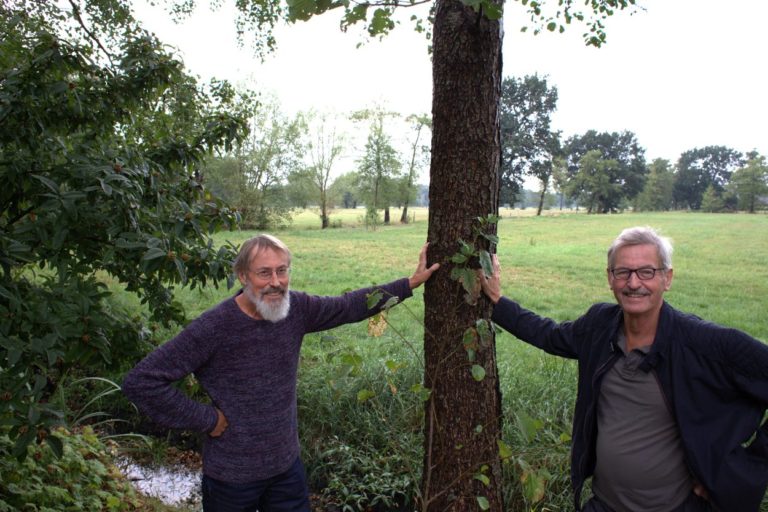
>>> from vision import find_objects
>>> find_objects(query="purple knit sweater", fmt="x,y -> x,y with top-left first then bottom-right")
122,278 -> 412,483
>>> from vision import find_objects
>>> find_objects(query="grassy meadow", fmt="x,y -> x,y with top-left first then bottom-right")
151,208 -> 768,510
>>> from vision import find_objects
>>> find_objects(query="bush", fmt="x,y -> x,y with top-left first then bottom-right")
0,426 -> 141,511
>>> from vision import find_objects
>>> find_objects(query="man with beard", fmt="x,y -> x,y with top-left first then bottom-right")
480,226 -> 768,512
122,234 -> 439,511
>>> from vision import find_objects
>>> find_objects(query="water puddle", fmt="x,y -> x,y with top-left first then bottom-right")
118,457 -> 202,509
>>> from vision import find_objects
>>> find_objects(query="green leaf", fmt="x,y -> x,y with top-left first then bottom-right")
474,473 -> 490,486
449,253 -> 468,264
366,289 -> 383,309
476,496 -> 490,510
142,247 -> 167,261
476,319 -> 493,346
497,439 -> 513,461
471,364 -> 486,381
462,326 -> 478,349
410,383 -> 431,402
450,267 -> 477,295
515,410 -> 544,443
47,435 -> 63,458
479,250 -> 493,277
31,174 -> 60,194
382,296 -> 400,310
12,429 -> 35,459
356,389 -> 375,402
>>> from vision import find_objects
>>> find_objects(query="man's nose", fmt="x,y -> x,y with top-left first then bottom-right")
627,271 -> 642,286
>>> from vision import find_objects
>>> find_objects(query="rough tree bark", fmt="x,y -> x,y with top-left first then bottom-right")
421,0 -> 504,509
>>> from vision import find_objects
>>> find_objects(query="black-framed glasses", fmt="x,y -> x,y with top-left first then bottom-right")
609,267 -> 665,281
250,266 -> 291,281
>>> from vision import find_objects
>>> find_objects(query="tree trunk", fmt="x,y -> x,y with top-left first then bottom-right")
421,0 -> 504,510
401,204 -> 409,223
384,206 -> 390,224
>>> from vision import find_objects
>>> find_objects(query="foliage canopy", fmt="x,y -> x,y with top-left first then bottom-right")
0,0 -> 253,455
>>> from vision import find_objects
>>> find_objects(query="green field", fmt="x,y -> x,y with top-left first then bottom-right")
161,210 -> 768,510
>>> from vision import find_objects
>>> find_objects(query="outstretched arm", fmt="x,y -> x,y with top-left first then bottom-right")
480,253 -> 502,304
408,242 -> 441,289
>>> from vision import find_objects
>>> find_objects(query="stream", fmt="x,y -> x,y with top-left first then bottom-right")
118,457 -> 202,510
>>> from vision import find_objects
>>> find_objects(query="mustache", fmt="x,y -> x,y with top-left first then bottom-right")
621,286 -> 650,295
260,285 -> 286,295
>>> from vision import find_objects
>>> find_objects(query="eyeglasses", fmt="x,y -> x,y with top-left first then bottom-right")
609,267 -> 665,281
250,266 -> 290,281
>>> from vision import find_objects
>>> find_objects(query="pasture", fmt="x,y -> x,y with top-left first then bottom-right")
153,209 -> 768,510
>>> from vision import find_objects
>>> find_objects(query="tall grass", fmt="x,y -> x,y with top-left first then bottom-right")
138,210 -> 767,510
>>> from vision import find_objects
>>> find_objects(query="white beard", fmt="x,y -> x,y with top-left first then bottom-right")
243,284 -> 291,322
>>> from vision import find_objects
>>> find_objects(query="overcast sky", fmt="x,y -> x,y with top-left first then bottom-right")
135,0 -> 767,167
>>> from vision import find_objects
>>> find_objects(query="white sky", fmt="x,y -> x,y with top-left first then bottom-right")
134,0 -> 768,168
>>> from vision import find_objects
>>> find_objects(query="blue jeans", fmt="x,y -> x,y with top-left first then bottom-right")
201,457 -> 311,512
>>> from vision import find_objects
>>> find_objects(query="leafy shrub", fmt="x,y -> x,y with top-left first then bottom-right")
0,426 -> 141,511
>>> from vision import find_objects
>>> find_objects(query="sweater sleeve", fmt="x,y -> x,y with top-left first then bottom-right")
122,318 -> 220,434
491,296 -> 582,359
301,278 -> 413,334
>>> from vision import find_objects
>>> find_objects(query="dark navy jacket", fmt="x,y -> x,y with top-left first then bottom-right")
492,299 -> 768,511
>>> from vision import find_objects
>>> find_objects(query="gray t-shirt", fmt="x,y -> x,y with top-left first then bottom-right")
592,334 -> 693,512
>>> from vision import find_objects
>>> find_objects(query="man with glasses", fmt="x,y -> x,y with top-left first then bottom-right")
123,234 -> 439,511
481,226 -> 768,512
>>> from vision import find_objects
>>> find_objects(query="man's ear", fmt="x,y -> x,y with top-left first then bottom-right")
663,268 -> 674,291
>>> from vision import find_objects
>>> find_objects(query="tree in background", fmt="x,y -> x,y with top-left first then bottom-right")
673,145 -> 744,210
634,158 -> 675,211
563,130 -> 646,212
565,150 -> 621,213
298,112 -> 346,228
207,100 -> 307,229
730,152 -> 768,213
0,1 -> 252,454
700,184 -> 725,212
330,171 -> 362,209
354,108 -> 402,227
499,75 -> 560,207
399,114 -> 431,224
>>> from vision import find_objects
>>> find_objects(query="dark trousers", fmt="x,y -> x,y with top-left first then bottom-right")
201,457 -> 311,512
583,492 -> 713,512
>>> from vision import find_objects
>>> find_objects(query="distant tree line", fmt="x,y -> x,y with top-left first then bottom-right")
205,74 -> 767,230
201,101 -> 431,230
500,75 -> 768,215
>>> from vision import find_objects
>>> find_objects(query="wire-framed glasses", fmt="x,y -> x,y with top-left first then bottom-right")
250,266 -> 291,281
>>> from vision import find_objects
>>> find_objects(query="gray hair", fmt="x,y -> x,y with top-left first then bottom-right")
607,226 -> 673,270
233,234 -> 292,276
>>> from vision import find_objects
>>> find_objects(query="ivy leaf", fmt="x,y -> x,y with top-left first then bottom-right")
450,267 -> 477,295
471,364 -> 486,382
366,289 -> 383,309
476,496 -> 490,510
479,250 -> 493,277
497,439 -> 513,461
476,319 -> 493,347
410,383 -> 431,402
